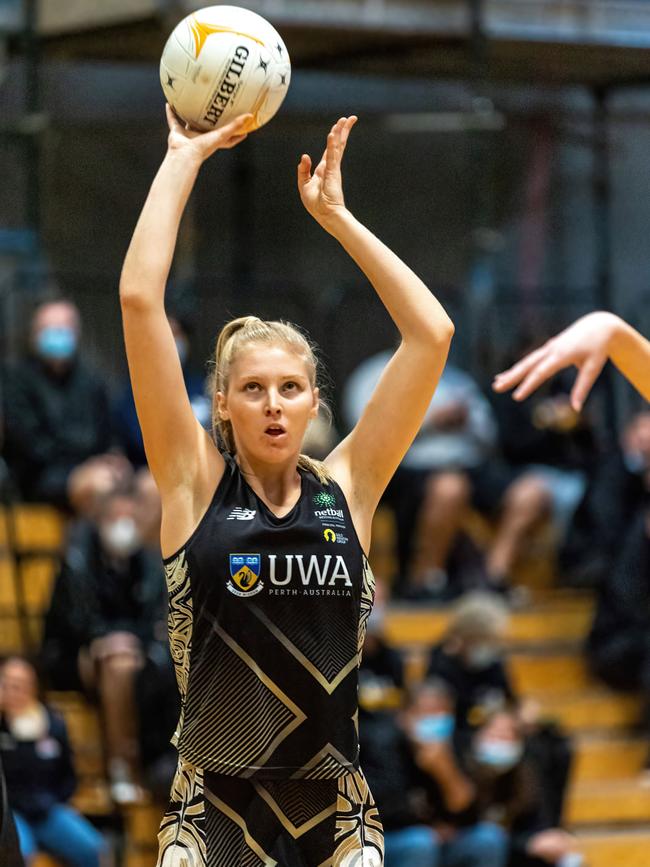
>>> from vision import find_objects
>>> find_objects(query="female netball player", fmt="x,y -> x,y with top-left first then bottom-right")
119,106 -> 454,866
493,311 -> 650,407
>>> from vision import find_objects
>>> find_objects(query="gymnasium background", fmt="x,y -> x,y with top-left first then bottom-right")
1,2 -> 650,866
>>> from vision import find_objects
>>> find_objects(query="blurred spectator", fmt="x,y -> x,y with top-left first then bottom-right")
112,313 -> 210,467
361,678 -> 508,867
67,453 -> 134,521
468,710 -> 583,867
428,593 -> 573,823
1,299 -> 113,508
40,488 -> 167,803
491,343 -> 599,541
344,353 -> 551,599
586,507 -> 650,766
427,592 -> 514,733
359,579 -> 405,713
562,410 -> 650,586
0,657 -> 106,866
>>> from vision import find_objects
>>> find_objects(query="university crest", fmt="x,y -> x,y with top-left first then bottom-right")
227,553 -> 264,597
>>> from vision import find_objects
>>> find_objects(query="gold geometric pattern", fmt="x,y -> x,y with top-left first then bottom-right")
182,613 -> 307,777
249,604 -> 359,695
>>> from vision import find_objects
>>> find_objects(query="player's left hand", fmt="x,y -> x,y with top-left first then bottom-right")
297,116 -> 357,229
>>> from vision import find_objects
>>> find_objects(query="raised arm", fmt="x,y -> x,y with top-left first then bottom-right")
493,312 -> 650,409
119,107 -> 251,510
297,117 -> 454,537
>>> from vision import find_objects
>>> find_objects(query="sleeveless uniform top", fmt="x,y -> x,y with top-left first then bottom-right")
162,454 -> 376,781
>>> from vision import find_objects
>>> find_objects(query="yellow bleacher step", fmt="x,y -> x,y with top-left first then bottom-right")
509,652 -> 592,694
33,856 -> 64,867
573,735 -> 647,783
567,780 -> 650,824
0,556 -> 57,613
575,829 -> 650,867
384,598 -> 593,648
0,504 -> 65,551
531,689 -> 641,732
71,779 -> 114,816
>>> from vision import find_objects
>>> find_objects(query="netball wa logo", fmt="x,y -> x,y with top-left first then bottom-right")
227,553 -> 264,597
313,490 -> 336,508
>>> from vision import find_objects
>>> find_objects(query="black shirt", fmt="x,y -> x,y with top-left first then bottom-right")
164,455 -> 374,779
0,708 -> 76,822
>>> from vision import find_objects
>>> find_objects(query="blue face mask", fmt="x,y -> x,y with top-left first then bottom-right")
475,740 -> 523,771
413,713 -> 455,743
36,326 -> 77,361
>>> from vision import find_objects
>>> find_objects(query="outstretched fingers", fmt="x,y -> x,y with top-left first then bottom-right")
492,344 -> 549,393
297,153 -> 313,188
570,355 -> 606,411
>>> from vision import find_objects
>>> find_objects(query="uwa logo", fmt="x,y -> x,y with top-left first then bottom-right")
269,553 -> 352,587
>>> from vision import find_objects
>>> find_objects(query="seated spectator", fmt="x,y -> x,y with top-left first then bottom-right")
67,453 -> 134,521
468,710 -> 583,867
344,353 -> 551,599
586,507 -> 650,767
562,410 -> 650,586
491,342 -> 599,542
427,592 -> 573,822
427,592 -> 514,733
2,298 -> 113,508
359,579 -> 405,713
361,678 -> 509,867
112,312 -> 210,467
40,487 -> 167,804
0,657 -> 106,866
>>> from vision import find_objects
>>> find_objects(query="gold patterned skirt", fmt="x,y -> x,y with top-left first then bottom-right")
156,756 -> 384,866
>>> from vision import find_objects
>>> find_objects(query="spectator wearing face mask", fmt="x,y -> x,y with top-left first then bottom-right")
360,679 -> 508,867
426,592 -> 514,733
1,298 -> 112,507
468,710 -> 583,867
112,313 -> 210,467
40,488 -> 167,804
0,657 -> 107,866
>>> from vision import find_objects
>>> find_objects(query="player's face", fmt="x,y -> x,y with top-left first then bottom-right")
221,343 -> 319,463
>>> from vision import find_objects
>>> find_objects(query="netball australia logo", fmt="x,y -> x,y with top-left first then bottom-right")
227,554 -> 264,597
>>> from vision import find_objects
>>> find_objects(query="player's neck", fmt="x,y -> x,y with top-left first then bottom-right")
235,452 -> 302,509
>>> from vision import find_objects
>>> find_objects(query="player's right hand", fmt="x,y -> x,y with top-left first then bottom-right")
165,103 -> 253,161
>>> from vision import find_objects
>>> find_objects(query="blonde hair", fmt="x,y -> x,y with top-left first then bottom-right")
445,591 -> 510,643
209,316 -> 331,484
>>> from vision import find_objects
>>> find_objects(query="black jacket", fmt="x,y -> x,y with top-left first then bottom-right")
41,520 -> 167,688
0,707 -> 76,822
2,356 -> 111,505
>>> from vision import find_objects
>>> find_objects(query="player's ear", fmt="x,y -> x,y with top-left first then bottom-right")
310,387 -> 320,419
216,390 -> 229,420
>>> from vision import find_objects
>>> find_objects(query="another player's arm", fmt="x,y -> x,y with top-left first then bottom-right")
297,117 -> 454,541
493,311 -> 650,409
119,107 -> 251,500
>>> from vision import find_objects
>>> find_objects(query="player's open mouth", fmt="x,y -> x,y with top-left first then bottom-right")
265,425 -> 286,437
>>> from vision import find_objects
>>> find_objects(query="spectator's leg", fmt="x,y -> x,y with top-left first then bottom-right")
443,821 -> 508,867
409,471 -> 471,586
12,811 -> 37,864
33,804 -> 106,867
487,474 -> 552,584
94,633 -> 143,789
384,825 -> 441,867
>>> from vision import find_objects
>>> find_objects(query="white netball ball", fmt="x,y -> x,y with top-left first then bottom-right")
160,5 -> 291,132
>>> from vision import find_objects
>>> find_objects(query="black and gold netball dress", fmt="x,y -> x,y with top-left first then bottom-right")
157,454 -> 384,866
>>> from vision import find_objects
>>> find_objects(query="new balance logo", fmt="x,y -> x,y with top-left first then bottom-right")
227,508 -> 256,521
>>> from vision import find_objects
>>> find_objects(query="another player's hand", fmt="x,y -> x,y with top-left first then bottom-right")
297,116 -> 357,230
492,312 -> 619,411
165,103 -> 252,162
